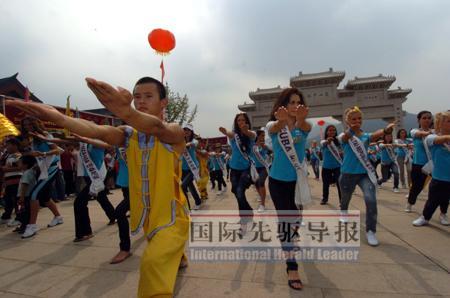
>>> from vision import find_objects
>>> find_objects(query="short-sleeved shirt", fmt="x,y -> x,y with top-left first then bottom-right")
339,132 -> 373,174
17,168 -> 37,197
411,129 -> 431,165
115,148 -> 129,188
320,141 -> 341,169
210,153 -> 226,171
268,122 -> 309,182
181,139 -> 200,171
379,144 -> 395,165
394,138 -> 412,158
310,147 -> 321,161
229,136 -> 254,171
426,134 -> 450,182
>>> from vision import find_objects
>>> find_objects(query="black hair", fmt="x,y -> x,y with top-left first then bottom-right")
417,110 -> 433,129
184,127 -> 195,142
134,77 -> 166,100
5,138 -> 20,147
323,125 -> 340,146
269,88 -> 306,121
233,113 -> 252,154
383,132 -> 393,143
396,128 -> 408,139
20,155 -> 37,169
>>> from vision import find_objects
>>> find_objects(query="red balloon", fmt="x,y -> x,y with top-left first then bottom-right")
317,120 -> 325,126
148,29 -> 176,55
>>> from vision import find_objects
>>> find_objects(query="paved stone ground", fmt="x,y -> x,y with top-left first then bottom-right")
0,171 -> 449,297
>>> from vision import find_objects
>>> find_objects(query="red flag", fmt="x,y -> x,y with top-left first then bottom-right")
24,87 -> 30,102
160,60 -> 165,83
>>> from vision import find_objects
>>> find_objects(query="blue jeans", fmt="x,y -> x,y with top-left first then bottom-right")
339,173 -> 377,232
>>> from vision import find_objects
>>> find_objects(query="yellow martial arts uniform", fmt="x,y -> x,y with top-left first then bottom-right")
196,151 -> 209,200
125,128 -> 189,298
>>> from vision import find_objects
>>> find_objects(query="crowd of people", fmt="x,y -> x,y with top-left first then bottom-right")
0,77 -> 449,295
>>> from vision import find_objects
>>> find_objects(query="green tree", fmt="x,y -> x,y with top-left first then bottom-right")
165,83 -> 198,126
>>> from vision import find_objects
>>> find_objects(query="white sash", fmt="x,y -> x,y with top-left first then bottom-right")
328,142 -> 343,165
234,134 -> 259,182
182,148 -> 200,181
422,138 -> 434,175
386,146 -> 400,169
312,148 -> 320,161
252,145 -> 271,172
347,135 -> 378,185
216,153 -> 226,172
277,126 -> 312,206
118,147 -> 127,163
80,143 -> 107,195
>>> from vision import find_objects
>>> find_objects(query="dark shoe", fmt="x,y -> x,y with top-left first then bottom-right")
286,269 -> 303,290
73,234 -> 94,242
320,200 -> 328,205
108,219 -> 116,226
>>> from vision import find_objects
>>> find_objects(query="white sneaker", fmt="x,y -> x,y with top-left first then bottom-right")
439,213 -> 449,226
339,211 -> 349,223
413,216 -> 428,227
404,204 -> 412,213
22,224 -> 39,238
216,190 -> 223,196
257,205 -> 265,213
48,216 -> 64,227
377,185 -> 382,189
7,219 -> 21,227
192,204 -> 201,210
256,196 -> 262,202
393,188 -> 400,193
366,231 -> 379,246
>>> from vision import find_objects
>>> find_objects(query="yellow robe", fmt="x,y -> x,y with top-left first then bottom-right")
126,129 -> 189,298
196,152 -> 210,200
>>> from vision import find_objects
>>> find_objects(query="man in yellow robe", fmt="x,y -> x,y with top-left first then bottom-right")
7,77 -> 189,297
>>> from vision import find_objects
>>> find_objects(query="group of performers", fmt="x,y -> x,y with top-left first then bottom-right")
1,76 -> 449,295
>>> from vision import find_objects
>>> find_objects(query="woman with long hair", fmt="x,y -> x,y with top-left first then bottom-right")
395,129 -> 413,188
219,113 -> 256,232
377,133 -> 400,192
266,87 -> 311,290
413,111 -> 450,226
251,129 -> 270,212
181,124 -> 202,210
320,125 -> 342,205
405,111 -> 433,213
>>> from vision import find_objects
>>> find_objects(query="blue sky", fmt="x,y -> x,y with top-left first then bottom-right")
1,0 -> 449,136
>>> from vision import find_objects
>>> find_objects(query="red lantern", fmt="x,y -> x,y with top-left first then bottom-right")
148,29 -> 176,55
317,120 -> 325,126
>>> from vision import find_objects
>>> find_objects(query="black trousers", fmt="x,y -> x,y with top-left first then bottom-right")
181,170 -> 202,207
378,163 -> 399,188
114,187 -> 130,251
211,170 -> 227,191
423,179 -> 450,220
370,159 -> 380,179
73,177 -> 115,239
63,170 -> 75,195
17,196 -> 31,231
408,164 -> 429,205
230,168 -> 253,223
268,177 -> 301,271
1,184 -> 19,220
322,167 -> 341,203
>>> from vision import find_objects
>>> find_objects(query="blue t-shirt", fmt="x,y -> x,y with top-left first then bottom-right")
367,145 -> 378,162
181,140 -> 200,171
210,153 -> 225,171
379,144 -> 395,165
269,125 -> 309,182
32,138 -> 61,164
320,141 -> 341,169
81,145 -> 105,177
411,129 -> 430,166
115,148 -> 129,188
426,135 -> 450,182
251,146 -> 269,169
229,137 -> 254,170
339,132 -> 373,174
394,138 -> 412,158
310,147 -> 321,161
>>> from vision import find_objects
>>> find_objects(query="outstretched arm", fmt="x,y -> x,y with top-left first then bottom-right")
85,78 -> 184,146
371,121 -> 397,142
5,99 -> 125,146
219,127 -> 235,139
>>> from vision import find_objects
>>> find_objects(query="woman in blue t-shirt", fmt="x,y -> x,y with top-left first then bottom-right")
394,129 -> 413,189
338,107 -> 396,247
266,88 -> 311,291
320,125 -> 342,205
377,133 -> 400,192
413,111 -> 450,226
309,140 -> 321,180
406,111 -> 433,213
219,113 -> 256,229
181,124 -> 202,210
251,129 -> 270,212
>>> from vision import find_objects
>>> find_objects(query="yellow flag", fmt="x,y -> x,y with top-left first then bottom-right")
0,112 -> 20,142
64,95 -> 71,137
